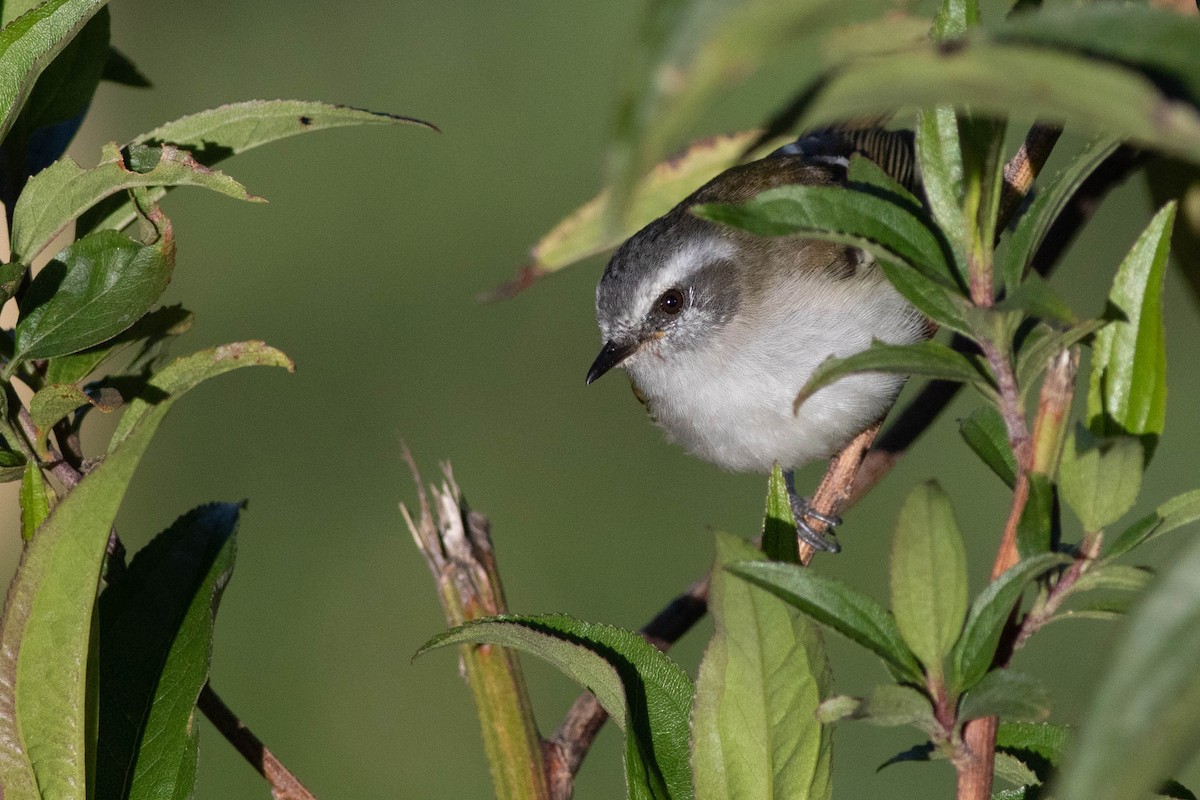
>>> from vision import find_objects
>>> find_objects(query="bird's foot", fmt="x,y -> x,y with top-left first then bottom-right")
784,470 -> 842,554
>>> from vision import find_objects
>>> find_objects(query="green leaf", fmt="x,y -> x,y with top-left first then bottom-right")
1058,430 -> 1144,533
1014,317 -> 1108,402
950,553 -> 1070,692
692,533 -> 831,800
916,107 -> 967,278
1052,532 -> 1200,800
11,222 -> 174,366
19,461 -> 49,541
43,303 -> 194,385
695,182 -> 958,290
958,670 -> 1051,724
418,614 -> 694,800
0,448 -> 26,483
0,341 -> 289,800
28,383 -> 118,447
992,5 -> 1200,109
1068,564 -> 1152,596
96,502 -> 240,800
890,481 -> 968,682
795,340 -> 993,417
1001,135 -> 1120,289
604,0 -> 888,222
0,0 -> 108,145
488,131 -> 775,299
1105,489 -> 1200,560
876,259 -> 973,336
78,100 -> 435,236
795,42 -> 1200,165
1087,203 -> 1173,462
727,561 -> 922,683
1015,472 -> 1056,558
761,464 -> 798,564
3,6 -> 108,172
11,142 -> 261,266
959,404 -> 1017,488
817,684 -> 937,735
932,0 -> 979,39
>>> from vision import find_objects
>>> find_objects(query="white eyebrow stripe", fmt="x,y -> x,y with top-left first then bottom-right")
639,238 -> 735,309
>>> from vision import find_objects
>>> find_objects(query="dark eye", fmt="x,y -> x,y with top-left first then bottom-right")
657,288 -> 685,315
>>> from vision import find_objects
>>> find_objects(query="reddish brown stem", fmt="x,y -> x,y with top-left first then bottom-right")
198,684 -> 317,800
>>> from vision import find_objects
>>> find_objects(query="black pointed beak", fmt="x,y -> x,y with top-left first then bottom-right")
586,339 -> 637,385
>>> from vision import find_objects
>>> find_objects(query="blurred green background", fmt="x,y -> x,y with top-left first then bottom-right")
2,2 -> 1199,798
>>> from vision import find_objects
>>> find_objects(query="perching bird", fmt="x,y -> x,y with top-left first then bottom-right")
586,129 -> 930,552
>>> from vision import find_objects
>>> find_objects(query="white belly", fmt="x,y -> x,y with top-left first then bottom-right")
624,275 -> 925,473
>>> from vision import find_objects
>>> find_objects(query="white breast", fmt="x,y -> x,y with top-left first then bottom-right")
624,270 -> 925,473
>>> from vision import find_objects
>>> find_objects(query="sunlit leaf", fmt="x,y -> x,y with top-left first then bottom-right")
1087,203 -> 1173,462
890,482 -> 968,682
19,461 -> 49,542
12,222 -> 174,366
1059,430 -> 1143,533
418,614 -> 694,800
728,560 -> 922,684
762,464 -> 799,564
693,533 -> 830,800
11,142 -> 261,267
0,342 -> 290,799
1105,489 -> 1200,560
78,100 -> 434,235
817,684 -> 937,736
950,553 -> 1070,692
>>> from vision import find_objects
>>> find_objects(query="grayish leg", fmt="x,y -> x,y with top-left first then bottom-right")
783,469 -> 842,554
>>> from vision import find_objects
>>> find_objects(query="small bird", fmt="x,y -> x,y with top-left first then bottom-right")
586,129 -> 930,552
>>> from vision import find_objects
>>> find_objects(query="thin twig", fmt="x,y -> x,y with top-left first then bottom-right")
197,684 -> 317,800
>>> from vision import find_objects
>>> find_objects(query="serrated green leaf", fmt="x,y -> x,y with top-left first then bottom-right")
43,303 -> 194,385
78,100 -> 434,236
958,670 -> 1051,724
695,182 -> 958,290
96,502 -> 239,800
817,684 -> 937,735
1059,430 -> 1144,533
950,553 -> 1070,692
11,223 -> 174,366
959,404 -> 1017,488
19,460 -> 49,541
996,720 -> 1069,765
0,0 -> 108,146
1087,203 -> 1173,462
890,482 -> 968,682
11,142 -> 261,266
795,340 -> 993,417
1053,532 -> 1200,800
692,533 -> 830,800
762,464 -> 798,564
418,614 -> 694,800
728,561 -> 922,684
1001,135 -> 1120,289
1016,472 -> 1056,559
0,341 -> 289,800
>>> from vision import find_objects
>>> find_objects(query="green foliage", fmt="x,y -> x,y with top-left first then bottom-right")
96,503 -> 240,800
692,533 -> 830,800
418,614 -> 694,800
889,482 -> 968,684
0,4 -> 431,799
